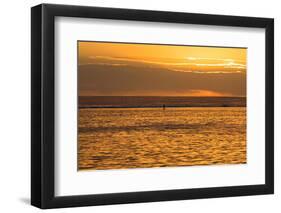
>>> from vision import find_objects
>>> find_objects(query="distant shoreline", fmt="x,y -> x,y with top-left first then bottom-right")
79,96 -> 246,108
79,105 -> 246,109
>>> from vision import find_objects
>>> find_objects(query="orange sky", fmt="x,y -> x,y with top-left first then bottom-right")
78,41 -> 246,97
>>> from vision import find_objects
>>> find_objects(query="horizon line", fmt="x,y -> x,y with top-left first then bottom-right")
79,95 -> 246,98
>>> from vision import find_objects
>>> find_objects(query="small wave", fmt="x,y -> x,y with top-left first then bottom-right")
79,122 -> 217,133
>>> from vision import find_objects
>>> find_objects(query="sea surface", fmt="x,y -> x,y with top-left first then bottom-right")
78,97 -> 246,170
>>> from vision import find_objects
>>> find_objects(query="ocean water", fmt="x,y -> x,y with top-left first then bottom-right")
78,106 -> 246,170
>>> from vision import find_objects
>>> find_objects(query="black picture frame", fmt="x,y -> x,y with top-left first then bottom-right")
31,3 -> 274,209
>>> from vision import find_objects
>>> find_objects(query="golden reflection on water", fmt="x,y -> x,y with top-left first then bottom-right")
78,107 -> 246,170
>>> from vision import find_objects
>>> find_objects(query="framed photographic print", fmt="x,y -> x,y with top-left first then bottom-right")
31,3 -> 274,209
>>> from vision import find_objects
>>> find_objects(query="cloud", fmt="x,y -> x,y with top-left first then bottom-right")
85,55 -> 246,74
80,62 -> 126,67
186,56 -> 245,63
78,63 -> 246,97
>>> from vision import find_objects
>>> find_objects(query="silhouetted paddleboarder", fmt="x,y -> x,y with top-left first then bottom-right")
163,104 -> 166,110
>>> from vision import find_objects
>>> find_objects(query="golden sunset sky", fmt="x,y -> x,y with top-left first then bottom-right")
78,41 -> 246,97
